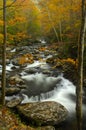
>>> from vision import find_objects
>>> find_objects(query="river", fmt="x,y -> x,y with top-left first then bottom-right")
0,46 -> 86,130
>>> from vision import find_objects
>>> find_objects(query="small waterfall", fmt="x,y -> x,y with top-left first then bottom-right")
21,73 -> 77,114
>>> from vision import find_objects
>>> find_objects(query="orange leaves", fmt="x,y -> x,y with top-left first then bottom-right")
0,20 -> 3,26
61,58 -> 76,65
18,53 -> 34,65
0,0 -> 41,44
15,32 -> 28,42
38,47 -> 46,51
9,125 -> 18,130
0,33 -> 3,44
8,17 -> 26,26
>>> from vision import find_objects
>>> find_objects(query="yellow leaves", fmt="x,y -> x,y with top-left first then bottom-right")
62,58 -> 76,65
39,0 -> 81,38
14,17 -> 26,23
0,33 -> 3,39
8,17 -> 26,26
0,20 -> 3,26
18,53 -> 34,65
51,58 -> 77,70
0,107 -> 36,130
9,125 -> 18,130
0,33 -> 3,43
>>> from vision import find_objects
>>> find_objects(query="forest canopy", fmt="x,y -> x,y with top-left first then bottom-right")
0,0 -> 82,44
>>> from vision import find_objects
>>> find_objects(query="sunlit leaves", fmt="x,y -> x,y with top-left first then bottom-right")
39,0 -> 81,42
0,0 -> 41,44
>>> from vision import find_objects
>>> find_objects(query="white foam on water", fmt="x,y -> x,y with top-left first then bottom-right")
10,48 -> 16,52
0,63 -> 13,72
26,61 -> 46,68
0,62 -> 19,73
5,95 -> 20,101
40,39 -> 46,44
21,73 -> 77,114
6,63 -> 14,71
43,77 -> 76,113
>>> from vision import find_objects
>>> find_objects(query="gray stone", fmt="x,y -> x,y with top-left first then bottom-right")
6,98 -> 22,108
17,101 -> 68,126
9,74 -> 25,85
6,87 -> 21,96
38,126 -> 55,130
42,70 -> 52,75
25,68 -> 38,74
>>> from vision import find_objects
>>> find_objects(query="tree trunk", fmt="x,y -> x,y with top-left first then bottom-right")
59,21 -> 62,42
46,6 -> 59,42
1,0 -> 7,105
76,0 -> 86,130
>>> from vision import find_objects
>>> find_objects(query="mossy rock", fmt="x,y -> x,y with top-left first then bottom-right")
17,101 -> 68,126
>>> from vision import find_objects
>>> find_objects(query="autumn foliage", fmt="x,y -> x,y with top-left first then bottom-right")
18,53 -> 34,65
0,0 -> 82,45
0,0 -> 41,45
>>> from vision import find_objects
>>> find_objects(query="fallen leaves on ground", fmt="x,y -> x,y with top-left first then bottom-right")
0,106 -> 35,130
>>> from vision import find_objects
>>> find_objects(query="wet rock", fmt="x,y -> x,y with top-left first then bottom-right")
33,54 -> 40,60
42,70 -> 52,75
11,66 -> 18,70
6,59 -> 10,64
6,98 -> 22,108
46,57 -> 55,64
6,87 -> 21,96
25,68 -> 38,74
62,62 -> 77,84
17,85 -> 27,89
17,101 -> 68,126
0,59 -> 10,64
25,125 -> 55,130
6,47 -> 12,52
9,74 -> 25,85
40,126 -> 55,130
12,58 -> 20,66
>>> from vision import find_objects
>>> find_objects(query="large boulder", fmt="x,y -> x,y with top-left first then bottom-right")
17,101 -> 68,126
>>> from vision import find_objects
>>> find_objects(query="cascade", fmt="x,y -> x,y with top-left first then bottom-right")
21,73 -> 76,113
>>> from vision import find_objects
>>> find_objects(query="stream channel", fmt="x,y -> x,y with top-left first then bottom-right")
0,45 -> 86,130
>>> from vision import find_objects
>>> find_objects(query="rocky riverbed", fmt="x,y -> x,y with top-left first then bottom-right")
0,42 -> 86,130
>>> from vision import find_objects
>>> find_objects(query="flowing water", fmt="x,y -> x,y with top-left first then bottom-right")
20,61 -> 86,130
21,73 -> 86,130
3,58 -> 86,130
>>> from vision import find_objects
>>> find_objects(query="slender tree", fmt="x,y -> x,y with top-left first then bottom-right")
76,0 -> 86,130
1,0 -> 7,105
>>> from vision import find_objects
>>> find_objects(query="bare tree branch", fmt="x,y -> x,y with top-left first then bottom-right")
0,0 -> 26,10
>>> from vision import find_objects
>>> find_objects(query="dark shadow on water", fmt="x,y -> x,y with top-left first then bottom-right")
55,116 -> 86,130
